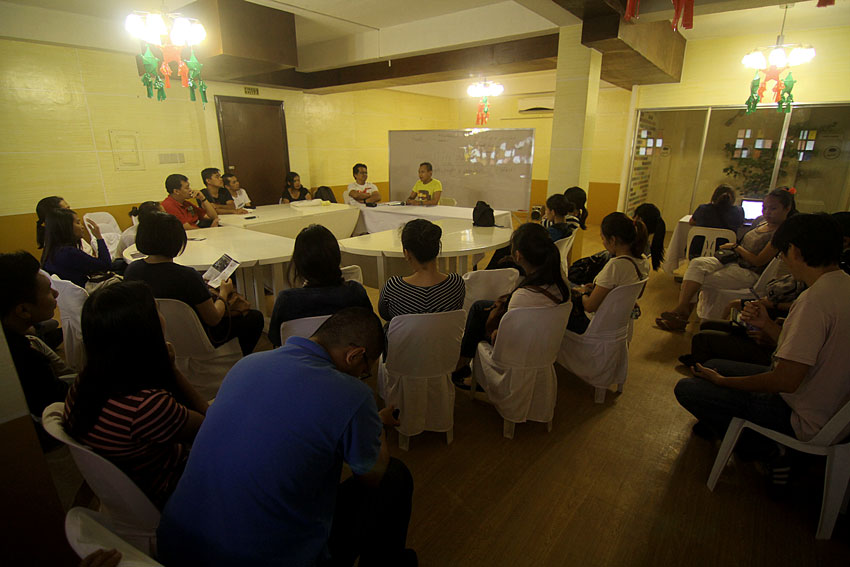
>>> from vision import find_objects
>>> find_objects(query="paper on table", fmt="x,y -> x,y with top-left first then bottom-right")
203,253 -> 240,288
377,201 -> 404,206
291,199 -> 323,208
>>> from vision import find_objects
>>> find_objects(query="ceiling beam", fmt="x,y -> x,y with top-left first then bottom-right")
236,34 -> 559,93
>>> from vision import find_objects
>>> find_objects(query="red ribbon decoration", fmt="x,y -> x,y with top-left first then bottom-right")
625,0 -> 640,22
817,1 -> 835,7
671,0 -> 694,31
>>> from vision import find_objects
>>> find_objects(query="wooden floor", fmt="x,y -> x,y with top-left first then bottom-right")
46,228 -> 850,565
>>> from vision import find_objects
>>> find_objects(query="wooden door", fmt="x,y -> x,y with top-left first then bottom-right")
215,96 -> 290,206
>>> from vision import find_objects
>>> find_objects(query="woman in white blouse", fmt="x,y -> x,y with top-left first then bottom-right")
568,212 -> 650,334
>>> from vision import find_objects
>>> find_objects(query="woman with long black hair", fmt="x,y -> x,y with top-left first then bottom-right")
41,208 -> 112,287
64,281 -> 208,508
634,203 -> 666,271
564,186 -> 589,230
454,223 -> 569,383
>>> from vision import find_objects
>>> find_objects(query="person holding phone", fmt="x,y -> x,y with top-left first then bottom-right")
161,173 -> 219,230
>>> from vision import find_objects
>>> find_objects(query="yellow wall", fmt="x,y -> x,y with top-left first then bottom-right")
637,26 -> 850,109
303,90 -> 459,187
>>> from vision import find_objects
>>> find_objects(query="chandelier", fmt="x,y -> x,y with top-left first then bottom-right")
468,81 -> 504,125
125,11 -> 208,103
741,5 -> 815,114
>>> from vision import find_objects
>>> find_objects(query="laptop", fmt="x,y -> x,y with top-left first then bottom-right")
741,198 -> 763,226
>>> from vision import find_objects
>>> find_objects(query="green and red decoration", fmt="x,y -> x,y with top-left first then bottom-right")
137,43 -> 207,104
744,67 -> 797,114
476,96 -> 490,126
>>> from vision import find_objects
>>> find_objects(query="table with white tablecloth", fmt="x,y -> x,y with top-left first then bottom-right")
217,202 -> 360,239
354,204 -> 512,234
339,218 -> 513,288
662,215 -> 692,275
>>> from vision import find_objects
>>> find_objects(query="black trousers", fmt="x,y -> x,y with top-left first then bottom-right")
691,320 -> 774,367
207,309 -> 265,355
460,300 -> 494,358
322,457 -> 414,567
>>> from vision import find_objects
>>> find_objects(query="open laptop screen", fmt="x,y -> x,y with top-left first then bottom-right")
741,199 -> 763,221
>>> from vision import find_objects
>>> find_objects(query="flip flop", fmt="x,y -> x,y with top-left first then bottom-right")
656,317 -> 687,331
660,311 -> 689,322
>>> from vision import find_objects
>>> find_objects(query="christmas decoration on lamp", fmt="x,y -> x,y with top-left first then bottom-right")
741,5 -> 814,114
125,11 -> 207,103
467,81 -> 504,125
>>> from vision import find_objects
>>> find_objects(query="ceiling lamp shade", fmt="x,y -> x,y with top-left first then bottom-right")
467,81 -> 504,98
740,6 -> 815,71
125,12 -> 206,47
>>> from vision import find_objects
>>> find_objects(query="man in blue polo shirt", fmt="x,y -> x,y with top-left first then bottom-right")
157,308 -> 415,567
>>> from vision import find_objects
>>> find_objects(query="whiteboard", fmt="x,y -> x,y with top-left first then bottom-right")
389,129 -> 534,211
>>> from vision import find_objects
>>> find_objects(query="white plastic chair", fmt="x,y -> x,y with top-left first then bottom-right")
84,212 -> 123,259
155,299 -> 242,401
377,310 -> 465,450
461,268 -> 520,313
685,227 -> 738,259
440,197 -> 457,206
279,314 -> 331,346
707,397 -> 850,539
696,256 -> 784,320
50,275 -> 88,371
557,279 -> 648,403
341,264 -> 363,284
555,233 -> 577,280
471,303 -> 571,439
66,507 -> 163,566
42,403 -> 160,556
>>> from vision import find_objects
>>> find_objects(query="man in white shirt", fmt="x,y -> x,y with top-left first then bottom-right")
675,213 -> 850,451
222,173 -> 252,211
345,163 -> 381,206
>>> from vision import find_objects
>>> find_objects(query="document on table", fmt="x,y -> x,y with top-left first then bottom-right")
203,254 -> 240,287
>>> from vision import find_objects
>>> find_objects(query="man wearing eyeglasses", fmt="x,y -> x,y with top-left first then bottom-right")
157,307 -> 417,567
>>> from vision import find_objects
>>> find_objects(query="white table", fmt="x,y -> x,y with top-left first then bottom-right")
217,202 -> 360,239
339,218 -> 513,287
124,226 -> 295,315
662,215 -> 692,275
354,204 -> 511,234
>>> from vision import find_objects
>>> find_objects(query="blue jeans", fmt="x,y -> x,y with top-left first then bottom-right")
674,359 -> 794,455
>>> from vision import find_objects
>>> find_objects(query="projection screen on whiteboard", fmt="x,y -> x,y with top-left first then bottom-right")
389,129 -> 534,211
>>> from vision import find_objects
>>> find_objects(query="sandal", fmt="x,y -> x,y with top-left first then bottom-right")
660,311 -> 689,322
656,317 -> 687,331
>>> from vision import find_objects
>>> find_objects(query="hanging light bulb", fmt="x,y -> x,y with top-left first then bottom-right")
142,13 -> 167,45
188,22 -> 207,45
170,17 -> 192,46
768,46 -> 787,68
788,46 -> 815,66
467,81 -> 504,98
741,50 -> 767,70
125,13 -> 146,39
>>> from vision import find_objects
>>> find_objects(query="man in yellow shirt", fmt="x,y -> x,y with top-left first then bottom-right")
406,162 -> 442,206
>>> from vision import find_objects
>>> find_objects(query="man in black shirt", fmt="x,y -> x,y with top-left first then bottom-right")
200,167 -> 241,215
0,252 -> 73,446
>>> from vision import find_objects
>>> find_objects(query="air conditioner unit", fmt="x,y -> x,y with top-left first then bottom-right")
517,95 -> 555,114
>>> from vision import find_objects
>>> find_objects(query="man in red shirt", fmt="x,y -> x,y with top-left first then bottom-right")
162,174 -> 219,230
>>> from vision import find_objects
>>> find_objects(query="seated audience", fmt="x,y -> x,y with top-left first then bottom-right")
313,185 -> 337,203
568,212 -> 650,334
116,201 -> 162,257
634,203 -> 666,271
657,188 -> 796,331
64,281 -> 208,509
36,195 -> 94,256
345,163 -> 381,205
281,171 -> 312,204
378,219 -> 464,321
405,162 -> 442,206
0,252 -> 74,446
124,212 -> 263,356
200,167 -> 244,215
161,173 -> 219,230
268,224 -> 373,347
545,194 -> 580,241
690,184 -> 745,231
157,308 -> 416,567
563,186 -> 589,230
41,209 -> 112,287
674,213 -> 850,462
222,173 -> 252,210
455,223 -> 570,383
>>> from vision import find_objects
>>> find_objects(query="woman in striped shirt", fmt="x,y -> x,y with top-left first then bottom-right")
64,281 -> 208,509
378,219 -> 465,321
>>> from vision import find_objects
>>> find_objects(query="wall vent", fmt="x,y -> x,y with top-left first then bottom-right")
158,153 -> 185,164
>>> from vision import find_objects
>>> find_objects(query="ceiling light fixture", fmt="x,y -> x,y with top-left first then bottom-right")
468,80 -> 504,125
741,5 -> 813,114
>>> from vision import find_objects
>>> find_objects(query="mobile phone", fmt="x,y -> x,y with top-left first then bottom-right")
244,215 -> 257,219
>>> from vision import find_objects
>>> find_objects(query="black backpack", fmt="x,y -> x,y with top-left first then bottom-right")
567,251 -> 611,285
313,186 -> 337,203
473,201 -> 495,227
